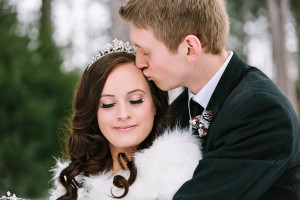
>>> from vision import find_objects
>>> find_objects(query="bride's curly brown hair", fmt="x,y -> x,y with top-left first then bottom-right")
56,52 -> 173,200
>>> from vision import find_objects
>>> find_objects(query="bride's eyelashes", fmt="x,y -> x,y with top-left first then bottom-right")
129,99 -> 144,104
101,103 -> 115,108
100,99 -> 144,108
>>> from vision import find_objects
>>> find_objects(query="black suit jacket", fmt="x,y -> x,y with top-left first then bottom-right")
171,52 -> 300,200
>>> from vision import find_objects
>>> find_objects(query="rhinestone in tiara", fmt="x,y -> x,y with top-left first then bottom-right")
87,39 -> 136,69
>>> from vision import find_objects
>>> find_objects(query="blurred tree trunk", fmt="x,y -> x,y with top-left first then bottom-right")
290,0 -> 300,59
41,0 -> 52,32
290,0 -> 300,113
266,0 -> 298,111
109,0 -> 130,41
290,0 -> 300,67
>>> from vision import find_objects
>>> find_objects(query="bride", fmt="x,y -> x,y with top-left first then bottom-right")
49,40 -> 202,200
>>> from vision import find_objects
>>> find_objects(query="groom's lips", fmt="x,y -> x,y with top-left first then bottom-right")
143,73 -> 151,80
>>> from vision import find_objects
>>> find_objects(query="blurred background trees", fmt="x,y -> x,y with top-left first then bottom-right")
0,0 -> 299,198
0,0 -> 78,198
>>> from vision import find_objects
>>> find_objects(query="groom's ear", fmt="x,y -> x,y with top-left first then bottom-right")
182,35 -> 201,61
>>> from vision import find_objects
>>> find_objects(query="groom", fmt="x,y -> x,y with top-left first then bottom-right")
119,0 -> 300,199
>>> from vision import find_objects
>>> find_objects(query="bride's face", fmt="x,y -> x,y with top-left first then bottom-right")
97,62 -> 156,154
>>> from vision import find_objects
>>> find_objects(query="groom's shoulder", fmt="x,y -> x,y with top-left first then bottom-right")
239,67 -> 284,98
232,67 -> 296,117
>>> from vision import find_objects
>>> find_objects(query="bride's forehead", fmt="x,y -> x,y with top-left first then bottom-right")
104,64 -> 149,89
109,63 -> 143,77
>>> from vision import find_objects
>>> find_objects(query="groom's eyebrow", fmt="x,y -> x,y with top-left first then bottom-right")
135,44 -> 149,50
133,42 -> 144,48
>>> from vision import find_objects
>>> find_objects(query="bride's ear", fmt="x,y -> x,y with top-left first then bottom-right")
181,35 -> 202,61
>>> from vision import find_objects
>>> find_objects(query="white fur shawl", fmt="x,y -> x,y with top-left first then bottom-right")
49,127 -> 202,200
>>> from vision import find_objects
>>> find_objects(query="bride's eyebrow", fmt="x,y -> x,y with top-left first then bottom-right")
100,94 -> 114,98
100,90 -> 145,98
127,89 -> 145,95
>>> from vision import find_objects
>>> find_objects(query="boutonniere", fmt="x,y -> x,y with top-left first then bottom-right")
189,110 -> 213,137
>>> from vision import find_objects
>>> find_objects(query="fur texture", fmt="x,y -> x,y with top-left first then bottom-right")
49,127 -> 202,200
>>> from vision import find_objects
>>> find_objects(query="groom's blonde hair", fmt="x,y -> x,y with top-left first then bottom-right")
119,0 -> 229,55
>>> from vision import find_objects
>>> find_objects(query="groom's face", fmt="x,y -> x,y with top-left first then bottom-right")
130,25 -> 188,91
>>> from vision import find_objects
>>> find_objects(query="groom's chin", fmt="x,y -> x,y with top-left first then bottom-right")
158,83 -> 178,92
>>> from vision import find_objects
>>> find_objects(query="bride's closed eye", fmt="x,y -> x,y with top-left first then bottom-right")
129,99 -> 144,104
101,103 -> 115,108
100,99 -> 143,108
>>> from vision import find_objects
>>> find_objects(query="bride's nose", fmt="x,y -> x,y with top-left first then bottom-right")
117,103 -> 131,120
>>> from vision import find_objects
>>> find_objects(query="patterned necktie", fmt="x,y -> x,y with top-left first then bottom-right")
190,99 -> 204,119
190,99 -> 204,135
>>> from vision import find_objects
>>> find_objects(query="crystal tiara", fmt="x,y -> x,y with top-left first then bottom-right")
87,39 -> 136,69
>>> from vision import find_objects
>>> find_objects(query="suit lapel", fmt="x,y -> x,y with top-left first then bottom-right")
198,53 -> 249,153
206,52 -> 248,119
171,53 -> 249,135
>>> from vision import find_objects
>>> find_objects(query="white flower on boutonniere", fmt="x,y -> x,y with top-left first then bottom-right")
189,110 -> 213,137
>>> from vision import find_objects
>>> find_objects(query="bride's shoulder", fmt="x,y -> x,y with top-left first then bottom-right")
49,158 -> 113,200
50,158 -> 69,180
134,126 -> 202,164
128,126 -> 202,199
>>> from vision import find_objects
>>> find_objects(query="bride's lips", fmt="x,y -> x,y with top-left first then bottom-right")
114,125 -> 137,132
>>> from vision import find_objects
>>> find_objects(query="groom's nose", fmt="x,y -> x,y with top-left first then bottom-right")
136,48 -> 148,69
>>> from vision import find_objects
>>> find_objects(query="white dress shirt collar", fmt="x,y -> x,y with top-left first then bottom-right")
188,51 -> 233,116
